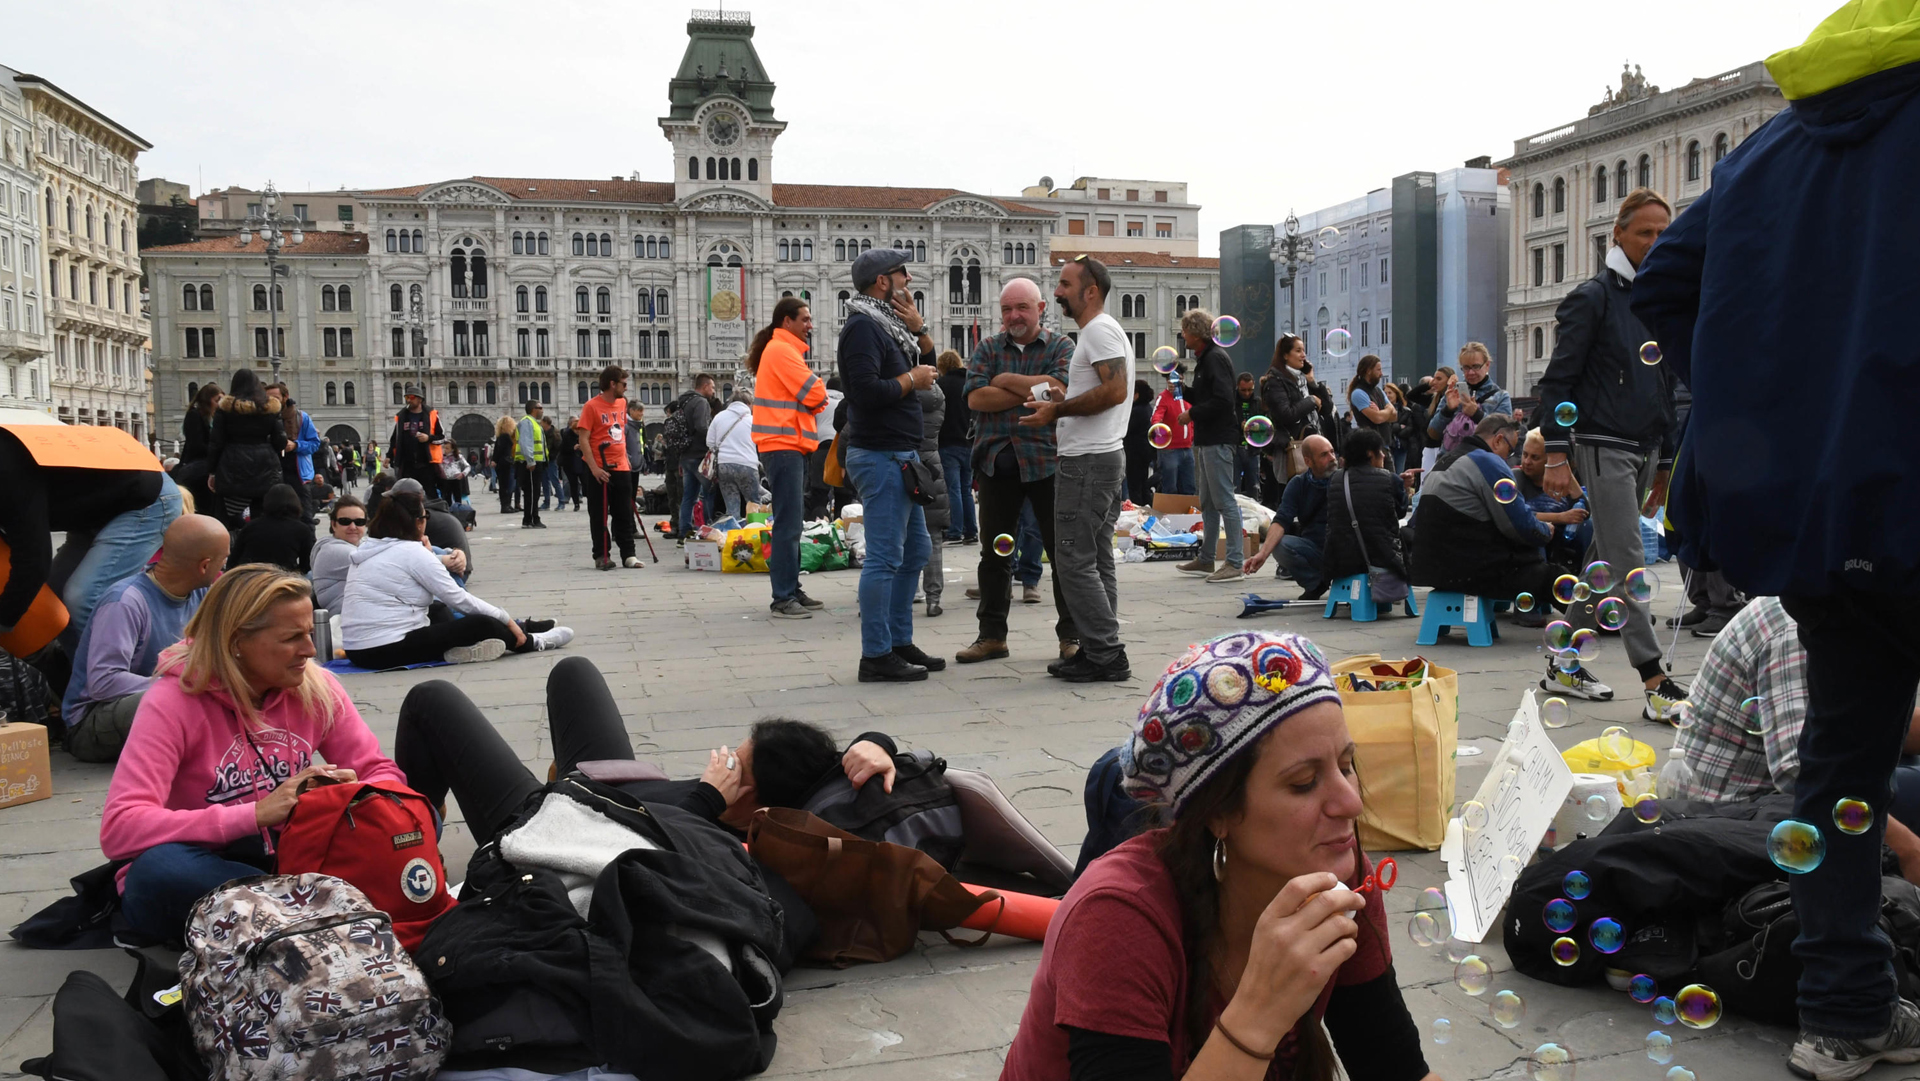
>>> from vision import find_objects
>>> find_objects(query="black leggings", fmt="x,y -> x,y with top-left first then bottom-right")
393,655 -> 633,846
345,614 -> 526,671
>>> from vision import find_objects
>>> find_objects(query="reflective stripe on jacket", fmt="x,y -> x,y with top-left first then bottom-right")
515,414 -> 546,463
750,328 -> 828,453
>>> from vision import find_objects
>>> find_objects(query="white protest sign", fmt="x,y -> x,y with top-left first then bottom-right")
1441,691 -> 1575,943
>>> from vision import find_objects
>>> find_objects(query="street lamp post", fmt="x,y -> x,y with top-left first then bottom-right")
235,181 -> 304,387
1268,210 -> 1316,346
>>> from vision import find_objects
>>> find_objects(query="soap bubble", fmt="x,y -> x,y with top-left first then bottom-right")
1583,560 -> 1615,594
1491,989 -> 1526,1028
1445,937 -> 1474,963
992,534 -> 1016,558
1555,402 -> 1579,426
1646,1031 -> 1674,1063
1212,315 -> 1242,348
1625,567 -> 1660,603
1640,341 -> 1663,366
1432,1018 -> 1453,1045
1675,983 -> 1722,1029
1317,226 -> 1341,248
1630,973 -> 1659,1003
1586,794 -> 1610,820
1151,345 -> 1179,372
1550,936 -> 1580,966
1590,916 -> 1625,953
1653,996 -> 1678,1025
1243,415 -> 1276,448
1544,898 -> 1577,934
1632,793 -> 1663,825
1666,1068 -> 1695,1081
1494,478 -> 1518,504
1148,423 -> 1173,450
1601,725 -> 1636,759
1557,650 -> 1583,674
1769,819 -> 1827,874
1570,627 -> 1600,661
1529,1042 -> 1575,1081
1542,696 -> 1571,729
1552,575 -> 1579,605
1461,800 -> 1488,832
1739,696 -> 1765,735
1834,798 -> 1874,835
1563,870 -> 1592,900
1324,327 -> 1352,358
1516,592 -> 1536,613
1545,619 -> 1575,651
1409,911 -> 1443,947
1595,597 -> 1629,631
1573,582 -> 1593,603
1500,853 -> 1523,883
1455,955 -> 1491,995
1409,888 -> 1450,946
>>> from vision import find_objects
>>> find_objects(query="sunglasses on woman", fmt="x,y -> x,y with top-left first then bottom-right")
333,517 -> 367,527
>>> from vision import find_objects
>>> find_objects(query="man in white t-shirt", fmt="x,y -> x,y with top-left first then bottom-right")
1019,255 -> 1132,682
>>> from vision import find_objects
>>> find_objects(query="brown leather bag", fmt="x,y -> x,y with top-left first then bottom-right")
747,807 -> 1000,967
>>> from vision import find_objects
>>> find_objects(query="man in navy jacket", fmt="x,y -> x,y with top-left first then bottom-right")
1633,5 -> 1920,1076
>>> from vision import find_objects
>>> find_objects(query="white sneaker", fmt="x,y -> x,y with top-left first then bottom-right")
443,638 -> 508,665
1542,659 -> 1614,701
623,555 -> 645,568
1643,677 -> 1692,725
532,627 -> 574,651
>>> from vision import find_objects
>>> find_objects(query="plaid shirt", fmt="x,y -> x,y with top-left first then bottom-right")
963,329 -> 1074,482
1673,597 -> 1808,802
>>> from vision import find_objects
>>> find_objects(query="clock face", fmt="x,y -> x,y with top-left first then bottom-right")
706,112 -> 740,148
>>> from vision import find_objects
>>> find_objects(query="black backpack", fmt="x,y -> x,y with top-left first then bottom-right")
0,649 -> 59,731
658,393 -> 700,461
802,750 -> 964,869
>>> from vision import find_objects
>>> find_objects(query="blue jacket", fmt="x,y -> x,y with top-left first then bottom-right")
1277,471 -> 1330,548
1633,10 -> 1920,599
294,410 -> 321,483
837,310 -> 925,453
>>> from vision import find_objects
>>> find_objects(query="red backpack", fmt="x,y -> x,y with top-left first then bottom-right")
274,780 -> 456,953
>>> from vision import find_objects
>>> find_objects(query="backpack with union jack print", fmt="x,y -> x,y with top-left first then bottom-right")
179,873 -> 447,1081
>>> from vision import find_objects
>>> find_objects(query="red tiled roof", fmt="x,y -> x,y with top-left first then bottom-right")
1049,248 -> 1219,269
142,232 -> 370,255
356,177 -> 1045,215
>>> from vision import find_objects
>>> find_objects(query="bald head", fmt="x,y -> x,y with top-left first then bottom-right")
1302,434 -> 1337,478
999,277 -> 1045,345
156,514 -> 231,593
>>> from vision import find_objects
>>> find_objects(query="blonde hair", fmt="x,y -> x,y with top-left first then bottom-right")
1525,427 -> 1545,454
154,565 -> 341,733
1458,342 -> 1492,369
1614,187 -> 1673,233
494,415 -> 516,437
936,349 -> 965,375
1180,308 -> 1215,344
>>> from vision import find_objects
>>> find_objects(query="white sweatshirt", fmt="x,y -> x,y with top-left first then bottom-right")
339,536 -> 512,650
709,401 -> 760,469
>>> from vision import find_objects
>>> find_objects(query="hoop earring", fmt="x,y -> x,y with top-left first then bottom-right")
1213,837 -> 1226,882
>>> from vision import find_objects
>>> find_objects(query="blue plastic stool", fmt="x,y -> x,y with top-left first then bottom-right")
1322,575 -> 1419,623
1415,591 -> 1502,647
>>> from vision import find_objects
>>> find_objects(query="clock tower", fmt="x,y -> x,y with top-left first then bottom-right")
662,9 -> 785,204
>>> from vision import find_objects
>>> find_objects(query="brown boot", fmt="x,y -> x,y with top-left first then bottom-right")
1047,639 -> 1082,676
1022,585 -> 1042,604
964,587 -> 981,600
956,638 -> 1010,664
1175,558 -> 1216,576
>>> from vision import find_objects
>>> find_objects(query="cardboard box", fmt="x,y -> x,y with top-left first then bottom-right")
0,722 -> 51,809
685,540 -> 722,572
1215,530 -> 1262,562
1152,493 -> 1200,514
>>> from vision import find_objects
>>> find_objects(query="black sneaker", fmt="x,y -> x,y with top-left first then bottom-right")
1668,606 -> 1709,629
520,618 -> 556,634
893,642 -> 947,672
1058,647 -> 1132,683
1299,581 -> 1330,602
793,588 -> 826,610
1691,613 -> 1730,638
859,652 -> 928,683
1790,998 -> 1920,1081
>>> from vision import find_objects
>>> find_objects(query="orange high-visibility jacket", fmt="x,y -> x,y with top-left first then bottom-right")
750,328 -> 829,453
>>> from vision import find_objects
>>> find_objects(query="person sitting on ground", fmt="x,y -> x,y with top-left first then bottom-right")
392,654 -> 904,845
1319,429 -> 1411,607
98,565 -> 410,943
1001,630 -> 1428,1081
60,516 -> 228,763
228,483 -> 315,574
1241,434 -> 1335,599
1515,427 -> 1592,569
390,477 -> 473,582
363,471 -> 397,522
340,489 -> 569,668
308,493 -> 367,614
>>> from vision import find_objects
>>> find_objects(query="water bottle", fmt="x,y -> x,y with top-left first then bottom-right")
311,608 -> 332,661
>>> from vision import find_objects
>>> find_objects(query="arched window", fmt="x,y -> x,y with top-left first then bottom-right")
467,382 -> 478,404
537,232 -> 549,255
731,158 -> 741,181
121,219 -> 129,250
1532,326 -> 1545,359
252,284 -> 268,311
657,330 -> 669,357
325,381 -> 338,405
535,286 -> 548,313
469,251 -> 487,298
1004,242 -> 1014,264
392,328 -> 405,355
861,239 -> 871,253
45,188 -> 53,227
386,229 -> 397,252
449,247 -> 469,298
838,290 -> 851,319
322,285 -> 337,312
1177,295 -> 1190,316
1552,177 -> 1566,214
517,381 -> 529,403
1531,183 -> 1544,218
1686,140 -> 1702,182
585,233 -> 598,257
540,382 -> 551,404
1637,154 -> 1652,188
337,285 -> 352,311
182,284 -> 198,310
575,287 -> 590,314
646,236 -> 658,259
577,381 -> 590,404
65,197 -> 74,232
600,233 -> 611,255
572,232 -> 585,256
84,204 -> 94,238
447,381 -> 459,404
1713,132 -> 1729,164
485,381 -> 497,405
804,239 -> 815,261
706,157 -> 716,180
689,156 -> 699,180
913,290 -> 925,315
1120,295 -> 1133,318
596,287 -> 611,315
1615,160 -> 1629,199
779,240 -> 789,261
392,382 -> 404,406
513,232 -> 524,255
343,381 -> 356,405
658,236 -> 670,259
655,288 -> 669,317
834,239 -> 846,261
390,284 -> 402,312
1593,165 -> 1609,204
516,285 -> 529,313
747,158 -> 758,181
398,229 -> 412,253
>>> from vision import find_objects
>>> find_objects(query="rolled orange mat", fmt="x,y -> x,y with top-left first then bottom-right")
0,539 -> 68,657
958,884 -> 1058,942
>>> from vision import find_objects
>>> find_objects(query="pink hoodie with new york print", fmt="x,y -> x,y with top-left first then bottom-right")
100,666 -> 406,889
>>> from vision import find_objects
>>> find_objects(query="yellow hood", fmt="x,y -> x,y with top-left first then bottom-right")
1767,0 -> 1920,99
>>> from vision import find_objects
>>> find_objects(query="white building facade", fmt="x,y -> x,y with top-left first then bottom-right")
0,67 -> 49,413
1496,61 -> 1786,394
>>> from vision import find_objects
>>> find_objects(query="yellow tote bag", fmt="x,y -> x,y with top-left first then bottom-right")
1333,654 -> 1460,852
721,524 -> 773,573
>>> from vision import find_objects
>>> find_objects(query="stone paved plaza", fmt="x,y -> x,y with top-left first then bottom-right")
0,499 -> 1833,1081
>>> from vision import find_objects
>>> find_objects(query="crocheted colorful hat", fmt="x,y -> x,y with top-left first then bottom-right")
1121,631 -> 1340,816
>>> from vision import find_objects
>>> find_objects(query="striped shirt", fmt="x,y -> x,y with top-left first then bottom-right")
1673,597 -> 1807,802
963,329 -> 1074,483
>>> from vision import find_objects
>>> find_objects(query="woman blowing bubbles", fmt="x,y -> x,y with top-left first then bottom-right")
1002,631 -> 1435,1081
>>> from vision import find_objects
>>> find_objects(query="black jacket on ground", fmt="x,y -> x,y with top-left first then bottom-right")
1322,466 -> 1408,582
1535,265 -> 1678,461
936,368 -> 972,448
229,515 -> 315,573
1187,343 -> 1239,447
208,397 -> 287,502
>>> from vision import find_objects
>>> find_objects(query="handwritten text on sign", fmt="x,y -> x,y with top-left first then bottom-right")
1441,691 -> 1574,943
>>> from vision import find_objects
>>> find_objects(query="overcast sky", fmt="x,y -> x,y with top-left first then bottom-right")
11,0 -> 1835,255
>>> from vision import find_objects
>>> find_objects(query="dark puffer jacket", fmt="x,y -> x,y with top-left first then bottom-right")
209,396 -> 288,501
1258,365 -> 1319,453
1322,466 -> 1409,582
916,386 -> 950,533
1535,265 -> 1677,461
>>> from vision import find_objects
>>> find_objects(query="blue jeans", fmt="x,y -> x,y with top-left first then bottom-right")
59,473 -> 183,648
1155,447 -> 1195,495
1014,501 -> 1043,588
1276,534 -> 1325,591
677,456 -> 710,536
119,840 -> 271,943
940,445 -> 976,540
845,447 -> 930,657
543,461 -> 567,507
1235,445 -> 1262,497
1196,443 -> 1244,569
1781,592 -> 1920,1038
763,450 -> 806,604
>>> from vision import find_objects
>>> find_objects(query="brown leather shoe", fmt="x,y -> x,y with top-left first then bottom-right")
1022,585 -> 1042,604
956,638 -> 1010,664
1175,558 -> 1215,576
964,587 -> 981,600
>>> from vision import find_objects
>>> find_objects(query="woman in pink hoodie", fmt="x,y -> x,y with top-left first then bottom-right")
100,563 -> 406,942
